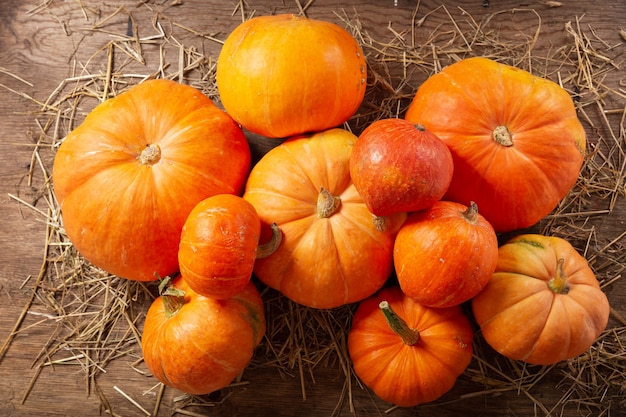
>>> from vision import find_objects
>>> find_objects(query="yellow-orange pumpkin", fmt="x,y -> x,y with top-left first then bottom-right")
216,14 -> 366,138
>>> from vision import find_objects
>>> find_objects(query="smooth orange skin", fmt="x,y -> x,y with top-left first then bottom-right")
350,118 -> 453,217
216,14 -> 367,138
52,79 -> 251,281
179,194 -> 261,299
243,128 -> 406,309
405,57 -> 586,232
141,277 -> 266,396
472,234 -> 610,365
394,201 -> 498,308
348,286 -> 473,407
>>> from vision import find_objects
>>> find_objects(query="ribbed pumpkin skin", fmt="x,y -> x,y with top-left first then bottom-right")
141,278 -> 265,396
216,14 -> 367,138
52,79 -> 251,281
405,57 -> 586,232
348,286 -> 473,407
472,234 -> 610,365
179,194 -> 261,299
243,128 -> 406,309
394,201 -> 498,308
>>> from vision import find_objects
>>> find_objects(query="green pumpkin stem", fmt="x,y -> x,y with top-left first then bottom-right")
156,274 -> 185,318
317,187 -> 341,218
548,258 -> 570,294
256,223 -> 283,259
379,300 -> 420,346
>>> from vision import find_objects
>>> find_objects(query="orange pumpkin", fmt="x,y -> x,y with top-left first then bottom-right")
216,14 -> 367,138
243,128 -> 406,309
348,286 -> 473,407
472,234 -> 610,365
179,194 -> 281,299
394,201 -> 498,308
405,57 -> 586,232
52,79 -> 251,281
141,277 -> 265,395
349,119 -> 454,217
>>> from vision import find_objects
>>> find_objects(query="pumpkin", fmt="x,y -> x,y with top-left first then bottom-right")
349,119 -> 454,217
52,79 -> 251,281
348,286 -> 473,407
141,276 -> 266,395
405,57 -> 586,232
178,194 -> 281,299
243,128 -> 406,309
394,201 -> 498,308
472,234 -> 610,365
216,14 -> 367,138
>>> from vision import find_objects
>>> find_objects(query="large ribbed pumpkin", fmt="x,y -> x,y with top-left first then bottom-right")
52,79 -> 251,281
243,128 -> 406,309
472,234 -> 610,365
216,14 -> 367,138
405,57 -> 586,232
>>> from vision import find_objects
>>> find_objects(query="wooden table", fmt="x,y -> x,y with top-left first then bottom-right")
1,1 -> 625,416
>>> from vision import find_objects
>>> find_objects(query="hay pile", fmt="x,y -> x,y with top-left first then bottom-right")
2,1 -> 625,415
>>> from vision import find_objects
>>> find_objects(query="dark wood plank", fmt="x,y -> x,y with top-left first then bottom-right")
1,0 -> 625,416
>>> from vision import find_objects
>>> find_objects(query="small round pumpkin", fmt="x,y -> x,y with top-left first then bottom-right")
243,128 -> 406,309
348,286 -> 473,407
216,14 -> 367,138
141,276 -> 266,395
405,57 -> 586,232
472,234 -> 610,365
179,194 -> 281,299
349,119 -> 454,217
394,201 -> 498,308
52,79 -> 251,281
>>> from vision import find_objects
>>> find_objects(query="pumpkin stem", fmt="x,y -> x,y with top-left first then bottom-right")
256,223 -> 283,259
379,300 -> 420,346
156,274 -> 186,318
139,143 -> 162,165
492,125 -> 513,147
372,214 -> 388,232
462,201 -> 479,224
548,258 -> 570,294
317,187 -> 341,218
413,123 -> 426,132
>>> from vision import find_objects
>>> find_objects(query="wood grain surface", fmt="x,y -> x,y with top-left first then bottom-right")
1,1 -> 625,416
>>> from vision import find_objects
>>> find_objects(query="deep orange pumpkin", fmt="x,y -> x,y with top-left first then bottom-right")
52,79 -> 251,281
405,57 -> 586,232
350,119 -> 454,217
348,286 -> 473,407
472,234 -> 610,365
216,14 -> 367,138
394,201 -> 498,308
141,276 -> 266,395
243,128 -> 406,309
179,194 -> 281,299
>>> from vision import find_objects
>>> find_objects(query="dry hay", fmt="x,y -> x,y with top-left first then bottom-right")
2,1 -> 625,416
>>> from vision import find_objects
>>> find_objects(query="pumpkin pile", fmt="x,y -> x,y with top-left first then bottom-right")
51,13 -> 610,409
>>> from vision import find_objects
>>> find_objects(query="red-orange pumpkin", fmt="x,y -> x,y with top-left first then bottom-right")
350,119 -> 454,217
405,57 -> 586,232
141,276 -> 265,395
472,234 -> 610,365
394,201 -> 498,308
348,286 -> 473,407
216,14 -> 367,138
52,79 -> 251,281
179,194 -> 281,299
243,128 -> 406,309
